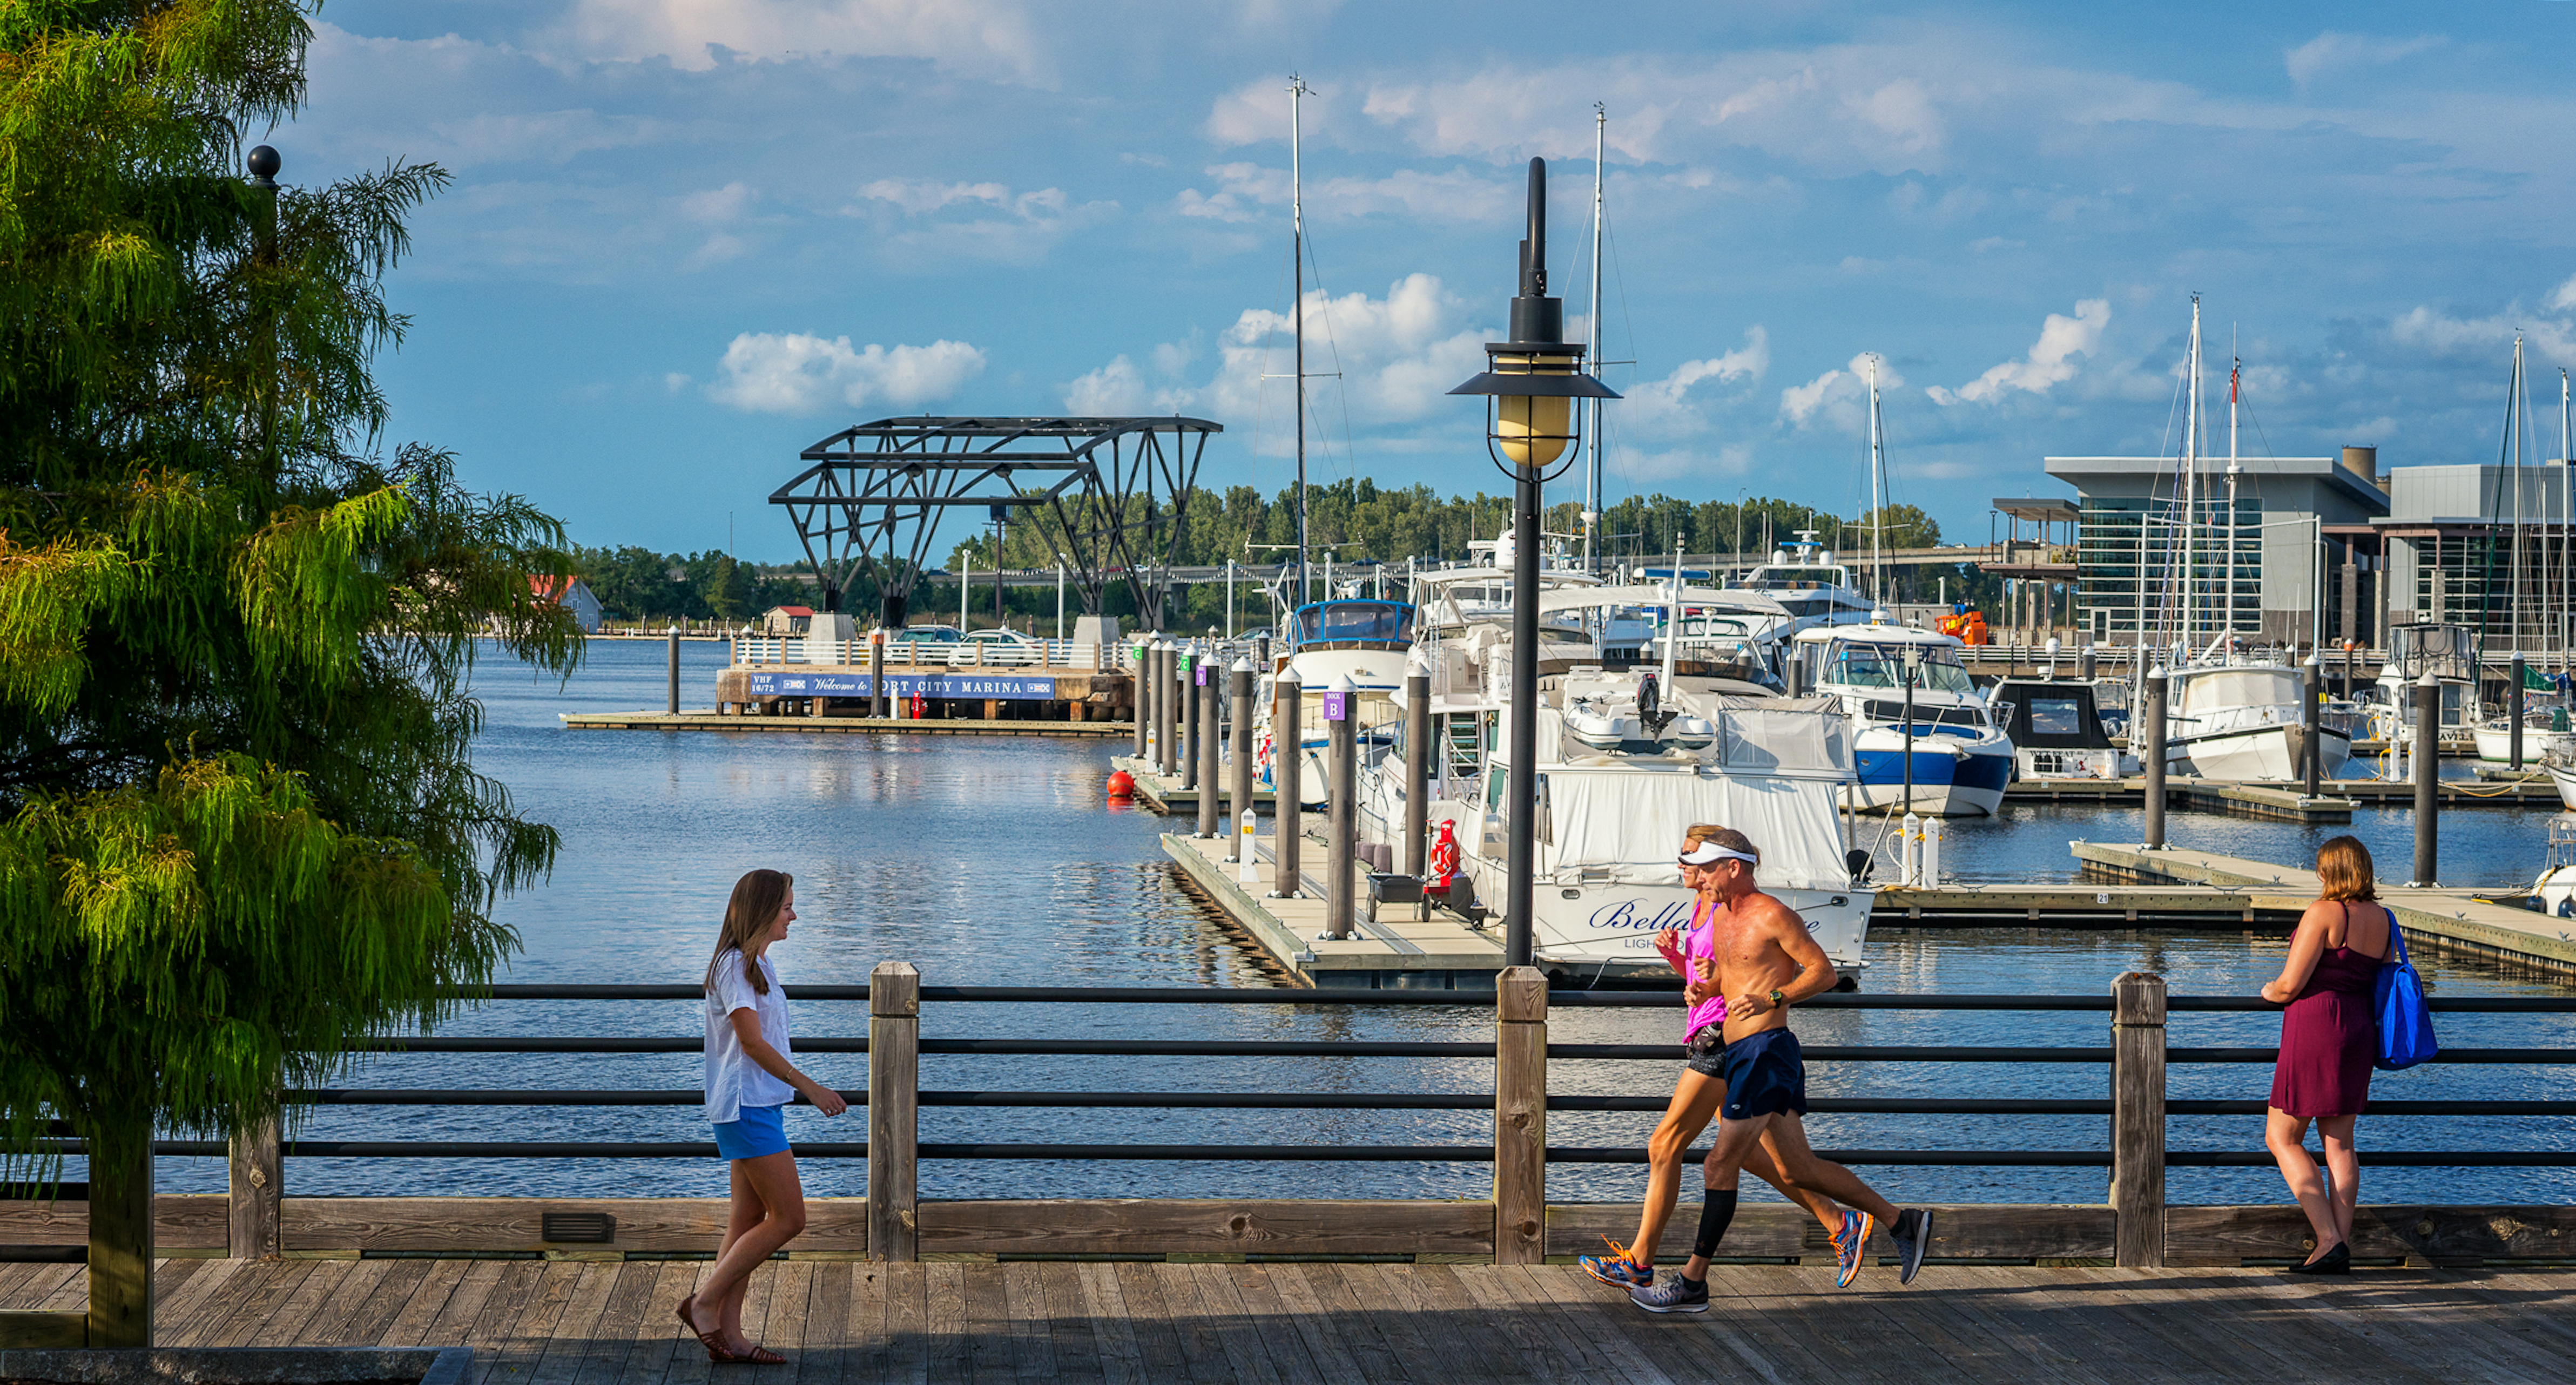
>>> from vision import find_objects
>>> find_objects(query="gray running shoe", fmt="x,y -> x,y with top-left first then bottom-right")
1630,1272 -> 1710,1314
1890,1208 -> 1932,1285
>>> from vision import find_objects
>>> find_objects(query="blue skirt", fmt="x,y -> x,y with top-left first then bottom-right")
713,1103 -> 790,1159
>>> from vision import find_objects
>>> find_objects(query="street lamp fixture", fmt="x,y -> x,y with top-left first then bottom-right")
1447,158 -> 1620,968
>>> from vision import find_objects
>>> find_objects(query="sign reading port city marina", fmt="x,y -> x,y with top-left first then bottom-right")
745,672 -> 1062,701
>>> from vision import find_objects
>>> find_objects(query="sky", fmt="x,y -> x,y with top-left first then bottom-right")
278,1 -> 2576,560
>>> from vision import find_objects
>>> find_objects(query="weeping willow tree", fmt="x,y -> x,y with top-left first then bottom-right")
1,2 -> 578,1342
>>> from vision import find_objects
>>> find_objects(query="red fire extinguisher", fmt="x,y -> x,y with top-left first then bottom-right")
909,688 -> 928,720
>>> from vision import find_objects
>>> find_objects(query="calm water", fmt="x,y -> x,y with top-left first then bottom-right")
140,640 -> 2573,1211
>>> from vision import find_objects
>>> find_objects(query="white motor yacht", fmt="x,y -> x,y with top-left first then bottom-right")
1361,663 -> 1872,978
1258,598 -> 1415,808
1789,623 -> 2015,816
2165,658 -> 2354,782
1735,531 -> 1877,633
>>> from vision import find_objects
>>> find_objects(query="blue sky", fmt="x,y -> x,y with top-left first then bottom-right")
285,1 -> 2576,558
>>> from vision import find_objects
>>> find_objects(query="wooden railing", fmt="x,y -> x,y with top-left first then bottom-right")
8,971 -> 2575,1276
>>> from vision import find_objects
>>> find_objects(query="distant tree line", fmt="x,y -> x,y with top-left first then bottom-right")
573,546 -> 817,622
578,482 -> 2006,631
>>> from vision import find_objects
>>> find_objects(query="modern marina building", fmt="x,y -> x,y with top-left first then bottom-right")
2377,462 -> 2576,650
2044,449 -> 2390,648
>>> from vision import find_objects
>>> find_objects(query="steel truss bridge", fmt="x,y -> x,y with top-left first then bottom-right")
771,416 -> 1220,632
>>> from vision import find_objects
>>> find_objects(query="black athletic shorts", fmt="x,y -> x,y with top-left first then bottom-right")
1683,1023 -> 1726,1078
1717,1027 -> 1808,1120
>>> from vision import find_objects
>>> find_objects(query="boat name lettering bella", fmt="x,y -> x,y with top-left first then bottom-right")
1585,897 -> 1823,936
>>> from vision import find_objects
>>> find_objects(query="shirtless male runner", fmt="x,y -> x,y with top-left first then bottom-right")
1630,827 -> 1933,1313
1579,828 -> 1859,1294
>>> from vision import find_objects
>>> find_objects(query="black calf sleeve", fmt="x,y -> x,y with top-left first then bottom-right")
1691,1187 -> 1739,1261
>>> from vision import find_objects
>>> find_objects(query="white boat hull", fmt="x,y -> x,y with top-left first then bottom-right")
2552,764 -> 2576,811
2473,725 -> 2576,763
1455,854 -> 1873,972
2171,725 -> 2353,782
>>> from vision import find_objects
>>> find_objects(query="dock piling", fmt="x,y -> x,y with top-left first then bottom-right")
1493,967 -> 1547,1265
1131,641 -> 1148,756
1226,659 -> 1254,859
1404,665 -> 1429,878
1182,650 -> 1201,794
2511,652 -> 2526,771
2302,654 -> 2321,800
1155,643 -> 1178,775
2110,970 -> 2167,1269
1325,675 -> 1356,940
666,630 -> 680,715
2142,667 -> 2168,849
1196,655 -> 1221,838
868,961 -> 920,1263
1271,666 -> 1303,898
869,629 -> 888,718
2414,672 -> 2439,887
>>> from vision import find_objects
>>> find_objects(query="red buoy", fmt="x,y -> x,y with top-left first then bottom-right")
1105,769 -> 1137,800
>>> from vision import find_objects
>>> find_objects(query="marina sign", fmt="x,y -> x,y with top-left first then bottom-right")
745,672 -> 1061,701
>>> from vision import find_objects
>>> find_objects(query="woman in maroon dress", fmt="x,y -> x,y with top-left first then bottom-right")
2258,835 -> 2390,1275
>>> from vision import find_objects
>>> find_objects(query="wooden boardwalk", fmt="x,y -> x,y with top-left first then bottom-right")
8,1257 -> 2570,1383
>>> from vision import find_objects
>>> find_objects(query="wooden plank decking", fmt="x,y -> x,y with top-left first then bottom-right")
6,1258 -> 2567,1383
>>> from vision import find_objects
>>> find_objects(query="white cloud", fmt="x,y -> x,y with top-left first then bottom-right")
1617,327 -> 1770,437
2552,274 -> 2576,314
1781,353 -> 1901,430
556,1 -> 1047,82
709,334 -> 986,414
2390,305 -> 2576,366
1174,162 -> 1513,225
1926,299 -> 2109,405
2284,32 -> 2443,92
1066,274 -> 1490,441
846,178 -> 1111,265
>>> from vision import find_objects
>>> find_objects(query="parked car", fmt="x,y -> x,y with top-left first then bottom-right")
885,625 -> 963,661
948,629 -> 1043,666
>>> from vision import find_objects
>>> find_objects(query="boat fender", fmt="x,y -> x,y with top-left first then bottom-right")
1105,770 -> 1136,800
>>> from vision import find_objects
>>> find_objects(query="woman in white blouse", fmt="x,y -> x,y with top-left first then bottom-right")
676,869 -> 847,1364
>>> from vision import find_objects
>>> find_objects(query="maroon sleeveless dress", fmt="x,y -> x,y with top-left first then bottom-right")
2268,904 -> 2384,1118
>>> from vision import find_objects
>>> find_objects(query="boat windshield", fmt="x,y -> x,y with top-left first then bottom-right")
1292,600 -> 1414,647
1743,566 -> 1851,592
1821,640 -> 1975,695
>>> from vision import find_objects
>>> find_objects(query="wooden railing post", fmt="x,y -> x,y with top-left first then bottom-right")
87,1129 -> 152,1347
2110,970 -> 2167,1269
868,961 -> 920,1262
1493,968 -> 1547,1265
227,1106 -> 281,1259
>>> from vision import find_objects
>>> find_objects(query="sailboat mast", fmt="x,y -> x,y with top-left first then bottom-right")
2563,368 -> 2572,667
1867,355 -> 1884,606
2510,334 -> 2527,655
1290,75 -> 1310,610
1585,104 -> 1606,577
2181,297 -> 2201,663
2226,350 -> 2239,646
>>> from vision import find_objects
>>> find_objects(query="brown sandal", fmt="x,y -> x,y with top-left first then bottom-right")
723,1344 -> 787,1366
676,1294 -> 734,1362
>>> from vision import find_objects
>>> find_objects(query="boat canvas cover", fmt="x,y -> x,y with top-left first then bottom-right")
1545,695 -> 1852,891
1546,769 -> 1850,891
1993,680 -> 2114,750
2176,666 -> 2298,715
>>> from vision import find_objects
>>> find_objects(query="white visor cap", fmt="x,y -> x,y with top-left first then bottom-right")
1678,841 -> 1758,866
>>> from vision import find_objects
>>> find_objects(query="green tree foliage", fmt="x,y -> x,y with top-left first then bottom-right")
1,2 -> 579,1185
571,545 -> 810,621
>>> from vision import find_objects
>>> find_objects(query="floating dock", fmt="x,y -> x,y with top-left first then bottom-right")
2073,841 -> 2576,976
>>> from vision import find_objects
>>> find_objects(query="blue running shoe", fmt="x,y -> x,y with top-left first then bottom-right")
1630,1272 -> 1710,1314
1832,1208 -> 1877,1289
1579,1238 -> 1654,1291
1891,1208 -> 1932,1285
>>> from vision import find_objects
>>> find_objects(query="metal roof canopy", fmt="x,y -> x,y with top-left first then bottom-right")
772,415 -> 1222,630
1993,497 -> 2079,524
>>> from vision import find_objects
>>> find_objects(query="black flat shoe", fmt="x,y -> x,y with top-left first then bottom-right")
2283,1242 -> 2351,1275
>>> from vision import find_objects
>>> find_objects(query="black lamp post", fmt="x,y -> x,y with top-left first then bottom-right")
1448,158 -> 1620,967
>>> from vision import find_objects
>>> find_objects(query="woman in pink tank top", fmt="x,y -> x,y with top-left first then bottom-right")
2257,836 -> 2391,1275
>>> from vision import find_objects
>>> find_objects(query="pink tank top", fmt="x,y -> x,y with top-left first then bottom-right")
1682,902 -> 1727,1038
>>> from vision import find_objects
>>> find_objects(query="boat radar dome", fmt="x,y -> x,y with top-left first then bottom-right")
2046,637 -> 2062,654
1771,548 -> 1788,564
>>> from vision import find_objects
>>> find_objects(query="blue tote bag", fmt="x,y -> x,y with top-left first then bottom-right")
2373,922 -> 2438,1071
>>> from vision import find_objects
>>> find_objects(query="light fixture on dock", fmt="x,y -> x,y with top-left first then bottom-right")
1448,158 -> 1620,968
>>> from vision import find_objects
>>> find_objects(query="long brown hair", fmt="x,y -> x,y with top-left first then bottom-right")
2315,836 -> 2377,902
705,869 -> 793,995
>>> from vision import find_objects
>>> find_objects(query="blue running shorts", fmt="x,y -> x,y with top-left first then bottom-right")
1717,1029 -> 1808,1120
713,1103 -> 790,1159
